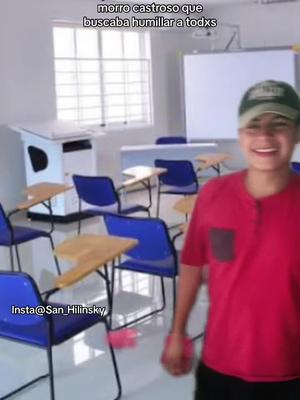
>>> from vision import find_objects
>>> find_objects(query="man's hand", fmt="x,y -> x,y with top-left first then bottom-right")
161,334 -> 194,376
161,265 -> 202,376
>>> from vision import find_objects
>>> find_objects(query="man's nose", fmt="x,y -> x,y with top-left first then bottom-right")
257,125 -> 274,137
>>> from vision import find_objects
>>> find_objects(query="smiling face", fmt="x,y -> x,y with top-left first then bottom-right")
238,113 -> 299,173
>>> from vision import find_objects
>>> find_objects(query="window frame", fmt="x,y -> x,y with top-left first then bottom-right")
53,22 -> 153,129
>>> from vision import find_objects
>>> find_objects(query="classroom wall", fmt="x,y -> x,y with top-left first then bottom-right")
0,0 -> 209,208
206,2 -> 300,50
2,1 -> 300,208
204,1 -> 300,164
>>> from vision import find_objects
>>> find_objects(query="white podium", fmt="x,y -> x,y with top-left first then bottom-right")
11,121 -> 104,221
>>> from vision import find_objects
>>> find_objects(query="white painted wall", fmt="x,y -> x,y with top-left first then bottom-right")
0,1 -> 57,209
2,0 -> 300,208
206,2 -> 300,50
204,1 -> 300,165
0,0 -> 210,209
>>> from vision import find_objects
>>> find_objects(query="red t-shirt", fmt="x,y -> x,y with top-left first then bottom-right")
181,170 -> 300,382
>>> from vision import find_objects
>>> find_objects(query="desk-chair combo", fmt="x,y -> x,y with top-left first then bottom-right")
154,159 -> 199,218
103,214 -> 178,330
0,143 -> 226,399
73,175 -> 150,234
0,182 -> 73,275
0,203 -> 61,275
0,271 -> 122,400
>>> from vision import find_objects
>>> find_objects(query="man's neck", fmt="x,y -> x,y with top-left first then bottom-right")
245,166 -> 292,199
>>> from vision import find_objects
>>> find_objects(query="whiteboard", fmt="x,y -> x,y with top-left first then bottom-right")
183,49 -> 296,141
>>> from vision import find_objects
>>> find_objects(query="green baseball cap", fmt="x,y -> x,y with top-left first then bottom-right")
238,80 -> 300,128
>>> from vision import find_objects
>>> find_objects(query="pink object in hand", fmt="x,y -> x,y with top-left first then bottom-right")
106,329 -> 138,349
162,335 -> 195,368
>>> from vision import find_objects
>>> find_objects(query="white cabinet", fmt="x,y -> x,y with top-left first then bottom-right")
11,121 -> 104,219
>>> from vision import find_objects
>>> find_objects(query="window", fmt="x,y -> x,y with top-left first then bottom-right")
53,24 -> 152,127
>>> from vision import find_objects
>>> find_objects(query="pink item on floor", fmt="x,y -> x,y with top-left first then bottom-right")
106,329 -> 138,349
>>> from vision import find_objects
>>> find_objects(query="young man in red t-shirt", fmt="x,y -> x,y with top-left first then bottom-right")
161,80 -> 300,399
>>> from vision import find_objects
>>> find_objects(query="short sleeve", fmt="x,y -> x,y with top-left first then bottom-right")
180,180 -> 216,268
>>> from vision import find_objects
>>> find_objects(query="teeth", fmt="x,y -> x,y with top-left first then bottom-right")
254,148 -> 277,153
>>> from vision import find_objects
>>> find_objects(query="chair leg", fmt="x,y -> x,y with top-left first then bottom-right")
192,332 -> 205,341
47,345 -> 55,400
9,246 -> 14,272
156,186 -> 161,218
172,231 -> 183,247
109,263 -> 116,329
160,277 -> 166,309
142,178 -> 153,212
1,373 -> 49,400
1,345 -> 49,400
15,245 -> 22,272
104,264 -> 112,312
111,275 -> 167,331
104,319 -> 122,400
48,236 -> 61,275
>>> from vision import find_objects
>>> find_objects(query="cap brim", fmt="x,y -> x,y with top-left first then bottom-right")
239,103 -> 300,128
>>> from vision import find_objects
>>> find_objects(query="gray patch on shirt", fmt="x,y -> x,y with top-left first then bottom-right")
209,227 -> 235,262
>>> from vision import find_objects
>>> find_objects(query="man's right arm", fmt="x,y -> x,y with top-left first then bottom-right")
161,180 -> 214,376
161,264 -> 203,376
171,264 -> 203,336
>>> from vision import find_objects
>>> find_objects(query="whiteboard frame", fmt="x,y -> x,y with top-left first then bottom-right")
181,46 -> 299,143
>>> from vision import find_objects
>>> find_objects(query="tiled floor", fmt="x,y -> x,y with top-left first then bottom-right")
0,188 -> 209,400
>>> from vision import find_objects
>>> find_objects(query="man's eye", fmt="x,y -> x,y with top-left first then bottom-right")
272,122 -> 288,128
246,124 -> 259,130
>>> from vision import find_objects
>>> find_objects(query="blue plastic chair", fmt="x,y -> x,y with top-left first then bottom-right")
154,159 -> 199,217
0,203 -> 61,275
291,161 -> 300,174
0,271 -> 122,400
155,136 -> 187,145
103,214 -> 178,330
73,175 -> 150,234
